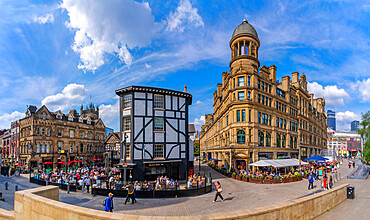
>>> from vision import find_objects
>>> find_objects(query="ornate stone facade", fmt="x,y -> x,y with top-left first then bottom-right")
199,20 -> 327,170
18,104 -> 106,168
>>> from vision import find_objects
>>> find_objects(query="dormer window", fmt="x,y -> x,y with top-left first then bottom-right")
42,113 -> 46,120
56,114 -> 62,119
68,116 -> 73,121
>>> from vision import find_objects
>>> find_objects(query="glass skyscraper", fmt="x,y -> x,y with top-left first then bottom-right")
327,110 -> 336,131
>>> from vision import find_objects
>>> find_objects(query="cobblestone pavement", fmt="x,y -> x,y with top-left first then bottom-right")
316,168 -> 370,220
0,159 -> 359,217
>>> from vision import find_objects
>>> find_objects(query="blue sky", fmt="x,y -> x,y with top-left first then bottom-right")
0,0 -> 369,131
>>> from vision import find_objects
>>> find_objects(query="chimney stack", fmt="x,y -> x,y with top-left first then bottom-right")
184,86 -> 187,93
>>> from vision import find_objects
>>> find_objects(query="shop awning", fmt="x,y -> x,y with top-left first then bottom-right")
303,155 -> 329,162
235,153 -> 248,158
143,160 -> 182,164
249,159 -> 308,168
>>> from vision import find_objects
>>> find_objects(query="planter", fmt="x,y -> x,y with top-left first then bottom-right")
255,179 -> 263,184
263,179 -> 272,184
243,177 -> 249,182
237,175 -> 242,181
282,178 -> 290,183
272,178 -> 281,184
304,175 -> 308,179
298,176 -> 303,181
232,174 -> 236,179
291,177 -> 298,182
249,178 -> 255,183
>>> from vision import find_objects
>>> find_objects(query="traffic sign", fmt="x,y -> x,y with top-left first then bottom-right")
60,155 -> 66,161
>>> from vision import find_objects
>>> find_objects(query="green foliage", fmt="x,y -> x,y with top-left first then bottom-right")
357,111 -> 370,163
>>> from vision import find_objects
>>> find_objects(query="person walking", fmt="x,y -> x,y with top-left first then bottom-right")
323,175 -> 328,190
308,173 -> 314,190
329,176 -> 333,189
124,182 -> 136,204
104,193 -> 114,212
353,161 -> 356,168
213,181 -> 224,202
85,176 -> 91,193
348,161 -> 351,169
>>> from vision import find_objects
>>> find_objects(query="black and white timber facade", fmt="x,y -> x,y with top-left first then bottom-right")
115,86 -> 193,181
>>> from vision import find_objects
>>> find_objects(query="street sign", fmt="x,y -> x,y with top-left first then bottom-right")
60,155 -> 66,161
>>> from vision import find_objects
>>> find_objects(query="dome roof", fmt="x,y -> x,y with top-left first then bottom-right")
232,19 -> 258,38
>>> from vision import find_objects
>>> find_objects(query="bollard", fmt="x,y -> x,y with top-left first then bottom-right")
5,182 -> 8,190
67,183 -> 70,194
15,185 -> 18,191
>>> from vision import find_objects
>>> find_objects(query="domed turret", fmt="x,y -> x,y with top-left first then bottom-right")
229,19 -> 260,71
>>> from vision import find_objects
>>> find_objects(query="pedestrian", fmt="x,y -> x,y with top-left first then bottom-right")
329,176 -> 333,189
213,181 -> 224,202
124,182 -> 136,204
85,176 -> 91,193
104,193 -> 114,212
353,161 -> 356,168
323,175 -> 328,190
308,173 -> 314,190
348,161 -> 351,169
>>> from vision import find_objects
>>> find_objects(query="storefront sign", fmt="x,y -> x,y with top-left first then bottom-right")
41,154 -> 48,157
148,163 -> 165,167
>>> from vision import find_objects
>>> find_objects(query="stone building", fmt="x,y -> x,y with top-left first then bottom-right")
199,20 -> 327,170
10,120 -> 20,162
0,130 -> 11,163
18,104 -> 106,168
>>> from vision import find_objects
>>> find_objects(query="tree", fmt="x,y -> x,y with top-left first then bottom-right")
357,111 -> 370,163
194,142 -> 200,156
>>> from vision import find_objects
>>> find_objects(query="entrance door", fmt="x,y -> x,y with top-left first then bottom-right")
170,164 -> 179,180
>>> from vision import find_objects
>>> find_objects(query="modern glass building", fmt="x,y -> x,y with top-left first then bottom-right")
327,110 -> 336,131
351,120 -> 360,132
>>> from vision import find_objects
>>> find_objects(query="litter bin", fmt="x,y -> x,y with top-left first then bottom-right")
347,186 -> 355,199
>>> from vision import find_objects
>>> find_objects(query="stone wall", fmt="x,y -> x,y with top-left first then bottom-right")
0,184 -> 349,220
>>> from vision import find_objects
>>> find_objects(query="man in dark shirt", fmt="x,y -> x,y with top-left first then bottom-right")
124,183 -> 136,204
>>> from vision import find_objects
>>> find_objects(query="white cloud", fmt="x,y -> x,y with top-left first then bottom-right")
41,84 -> 87,111
195,100 -> 202,104
351,78 -> 370,102
32,13 -> 54,24
166,0 -> 204,32
193,115 -> 205,131
98,100 -> 119,130
336,111 -> 360,130
0,111 -> 25,129
61,0 -> 159,71
145,63 -> 151,68
307,82 -> 349,107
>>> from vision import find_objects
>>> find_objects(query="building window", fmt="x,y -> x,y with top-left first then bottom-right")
238,92 -> 244,100
238,77 -> 244,86
70,143 -> 74,153
36,143 -> 40,153
268,85 -> 271,93
126,144 -> 131,159
123,117 -> 131,131
249,110 -> 251,122
258,80 -> 260,89
123,94 -> 132,108
237,130 -> 245,144
87,119 -> 91,124
37,127 -> 40,135
266,132 -> 271,147
58,142 -> 63,152
258,131 -> 264,146
233,78 -> 235,88
269,115 -> 272,126
80,132 -> 84,139
154,95 -> 164,109
248,91 -> 251,100
248,76 -> 251,86
68,116 -> 73,121
80,143 -> 83,153
258,112 -> 261,124
282,135 -> 286,148
226,116 -> 229,126
277,134 -> 281,148
41,143 -> 45,153
70,130 -> 74,138
46,144 -> 50,153
237,110 -> 241,122
154,144 -> 164,159
154,117 -> 164,131
58,129 -> 62,137
88,133 -> 92,139
280,119 -> 283,128
290,137 -> 294,149
47,129 -> 50,136
42,113 -> 45,120
258,94 -> 260,103
284,119 -> 286,129
241,110 -> 245,122
41,128 -> 45,136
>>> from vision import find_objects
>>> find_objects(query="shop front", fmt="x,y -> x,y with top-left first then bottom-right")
142,160 -> 182,181
277,152 -> 289,159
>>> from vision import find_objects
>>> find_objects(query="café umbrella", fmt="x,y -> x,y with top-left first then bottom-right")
43,161 -> 53,165
57,161 -> 66,164
14,163 -> 24,166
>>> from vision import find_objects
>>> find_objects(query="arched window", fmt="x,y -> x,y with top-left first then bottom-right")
237,130 -> 245,144
258,131 -> 264,146
290,136 -> 294,149
265,132 -> 271,147
282,135 -> 286,148
277,134 -> 281,148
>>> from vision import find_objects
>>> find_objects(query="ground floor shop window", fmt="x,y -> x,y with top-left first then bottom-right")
258,152 -> 273,160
